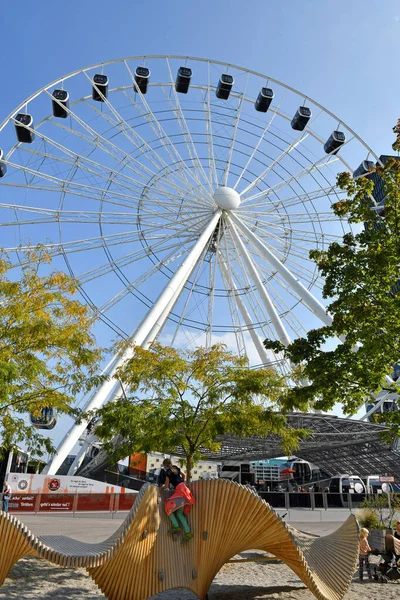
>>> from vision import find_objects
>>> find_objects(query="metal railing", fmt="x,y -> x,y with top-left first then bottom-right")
257,491 -> 382,510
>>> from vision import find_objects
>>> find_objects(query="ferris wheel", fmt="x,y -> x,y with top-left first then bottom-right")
0,56 -> 379,474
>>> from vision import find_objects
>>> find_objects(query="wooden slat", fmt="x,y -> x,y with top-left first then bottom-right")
0,480 -> 361,600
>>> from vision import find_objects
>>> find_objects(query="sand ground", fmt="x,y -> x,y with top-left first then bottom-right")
1,514 -> 398,599
1,552 -> 398,600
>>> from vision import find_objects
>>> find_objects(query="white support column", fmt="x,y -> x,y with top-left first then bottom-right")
142,263 -> 197,347
230,214 -> 397,389
227,217 -> 291,347
42,354 -> 121,475
68,278 -> 191,477
67,442 -> 88,476
230,212 -> 332,326
67,435 -> 99,476
45,211 -> 221,475
218,258 -> 271,365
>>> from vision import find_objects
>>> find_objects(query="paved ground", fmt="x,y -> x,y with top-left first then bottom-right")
8,512 -> 346,540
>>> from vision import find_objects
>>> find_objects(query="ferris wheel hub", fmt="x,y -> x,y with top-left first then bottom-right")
213,186 -> 241,210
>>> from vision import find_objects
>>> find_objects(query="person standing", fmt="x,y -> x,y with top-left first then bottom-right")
359,527 -> 372,580
158,458 -> 195,543
394,520 -> 400,541
2,481 -> 11,513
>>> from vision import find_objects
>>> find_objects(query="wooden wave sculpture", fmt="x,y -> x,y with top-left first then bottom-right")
0,480 -> 360,600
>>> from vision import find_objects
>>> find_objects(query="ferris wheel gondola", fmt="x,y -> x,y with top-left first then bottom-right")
30,407 -> 57,430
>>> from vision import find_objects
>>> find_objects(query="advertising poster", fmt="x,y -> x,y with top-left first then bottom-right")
8,473 -> 135,495
8,495 -> 36,512
38,494 -> 74,512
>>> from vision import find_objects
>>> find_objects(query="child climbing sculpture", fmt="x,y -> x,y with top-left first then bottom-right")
158,458 -> 195,543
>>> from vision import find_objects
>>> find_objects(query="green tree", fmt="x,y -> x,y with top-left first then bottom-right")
264,152 -> 400,426
0,249 -> 103,457
93,343 -> 307,481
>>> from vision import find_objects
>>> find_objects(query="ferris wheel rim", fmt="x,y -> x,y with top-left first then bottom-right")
0,54 -> 382,168
0,54 -> 378,352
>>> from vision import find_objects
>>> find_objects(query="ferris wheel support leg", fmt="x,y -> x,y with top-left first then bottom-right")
218,258 -> 271,365
70,276 -> 195,475
227,218 -> 291,347
42,354 -> 122,475
67,438 -> 93,475
230,215 -> 398,395
68,277 -> 194,476
45,211 -> 221,476
230,213 -> 332,327
142,259 -> 199,347
230,215 -> 397,389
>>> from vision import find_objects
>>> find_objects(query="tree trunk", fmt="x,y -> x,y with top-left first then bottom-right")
186,455 -> 193,485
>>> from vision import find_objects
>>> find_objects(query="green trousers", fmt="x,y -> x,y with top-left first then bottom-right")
168,508 -> 191,534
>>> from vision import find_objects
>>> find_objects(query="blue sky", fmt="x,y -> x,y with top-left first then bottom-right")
1,1 -> 398,450
1,0 -> 399,154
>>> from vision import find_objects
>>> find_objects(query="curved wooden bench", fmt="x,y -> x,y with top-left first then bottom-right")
0,479 -> 359,600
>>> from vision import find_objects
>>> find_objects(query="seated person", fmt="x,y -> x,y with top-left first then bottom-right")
395,520 -> 400,562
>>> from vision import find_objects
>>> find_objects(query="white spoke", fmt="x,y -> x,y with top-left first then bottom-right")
231,212 -> 332,326
227,217 -> 291,346
205,225 -> 221,348
122,62 -> 212,201
164,57 -> 212,194
79,235 -> 193,284
80,74 -> 209,203
98,243 -> 192,314
13,145 -> 202,207
170,245 -> 210,347
45,91 -> 199,202
80,97 -> 209,208
233,95 -> 286,191
222,71 -> 249,186
203,61 -> 218,188
238,185 -> 344,215
242,155 -> 340,205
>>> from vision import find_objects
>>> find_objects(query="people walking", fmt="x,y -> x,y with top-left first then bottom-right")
2,481 -> 11,513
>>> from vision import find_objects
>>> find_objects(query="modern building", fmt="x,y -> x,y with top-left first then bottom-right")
194,413 -> 400,482
130,451 -> 219,482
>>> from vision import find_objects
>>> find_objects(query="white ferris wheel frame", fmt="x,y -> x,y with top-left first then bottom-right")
0,56 -> 389,475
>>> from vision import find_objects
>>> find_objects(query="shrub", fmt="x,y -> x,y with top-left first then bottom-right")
354,508 -> 385,530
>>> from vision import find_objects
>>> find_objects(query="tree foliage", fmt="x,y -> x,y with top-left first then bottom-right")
93,343 -> 308,480
0,249 -> 103,457
264,154 -> 400,425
